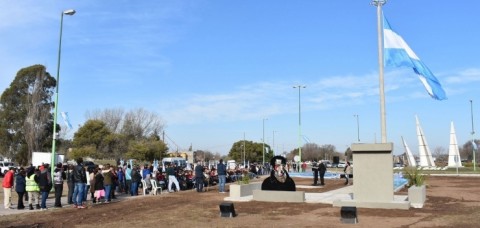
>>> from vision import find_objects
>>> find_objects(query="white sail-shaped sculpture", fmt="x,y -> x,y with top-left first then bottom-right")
447,122 -> 463,167
401,136 -> 417,166
416,115 -> 436,167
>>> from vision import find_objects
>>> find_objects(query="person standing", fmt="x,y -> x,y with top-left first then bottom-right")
38,163 -> 52,210
83,166 -> 91,203
344,162 -> 352,185
125,164 -> 132,195
89,169 -> 96,203
66,164 -> 74,205
311,161 -> 319,186
26,167 -> 40,210
110,166 -> 118,200
194,163 -> 204,193
318,161 -> 327,186
301,162 -> 307,172
93,167 -> 105,203
130,166 -> 142,196
117,167 -> 125,193
166,164 -> 180,192
217,159 -> 227,193
103,165 -> 113,202
15,168 -> 26,210
72,158 -> 87,208
2,167 -> 15,209
53,163 -> 66,208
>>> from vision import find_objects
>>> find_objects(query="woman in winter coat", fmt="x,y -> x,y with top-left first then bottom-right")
15,168 -> 26,210
93,167 -> 105,203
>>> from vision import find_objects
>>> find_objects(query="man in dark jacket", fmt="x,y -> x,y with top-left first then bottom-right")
312,161 -> 319,186
38,163 -> 51,210
72,158 -> 87,208
130,166 -> 142,196
217,160 -> 227,193
53,163 -> 66,208
194,163 -> 204,192
66,164 -> 74,204
319,161 -> 327,186
166,164 -> 180,192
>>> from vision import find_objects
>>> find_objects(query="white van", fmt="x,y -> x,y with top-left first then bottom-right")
227,160 -> 236,170
162,157 -> 187,168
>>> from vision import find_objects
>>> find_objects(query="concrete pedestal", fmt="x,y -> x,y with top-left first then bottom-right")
333,143 -> 410,209
353,143 -> 393,203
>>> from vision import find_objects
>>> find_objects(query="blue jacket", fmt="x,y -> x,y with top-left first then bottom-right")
194,164 -> 204,178
217,163 -> 227,175
15,174 -> 26,192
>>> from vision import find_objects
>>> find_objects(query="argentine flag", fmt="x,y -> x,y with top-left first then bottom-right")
60,111 -> 73,129
383,14 -> 447,100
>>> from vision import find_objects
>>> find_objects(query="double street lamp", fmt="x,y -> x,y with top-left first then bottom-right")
51,9 -> 75,176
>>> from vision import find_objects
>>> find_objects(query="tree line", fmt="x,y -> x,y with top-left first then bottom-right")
0,65 -> 168,165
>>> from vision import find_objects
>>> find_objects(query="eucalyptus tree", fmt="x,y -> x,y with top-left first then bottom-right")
0,65 -> 56,164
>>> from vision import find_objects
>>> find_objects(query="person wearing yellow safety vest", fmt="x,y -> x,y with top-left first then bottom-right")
25,166 -> 41,210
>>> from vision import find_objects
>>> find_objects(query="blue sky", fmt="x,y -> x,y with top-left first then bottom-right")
1,0 -> 479,157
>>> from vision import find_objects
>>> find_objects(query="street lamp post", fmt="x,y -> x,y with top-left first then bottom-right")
51,9 -> 75,177
354,114 -> 360,142
470,100 -> 476,171
272,130 -> 276,156
262,118 -> 268,165
243,132 -> 246,168
293,85 -> 306,162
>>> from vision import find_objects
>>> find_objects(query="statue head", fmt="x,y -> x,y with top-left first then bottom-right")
270,156 -> 287,183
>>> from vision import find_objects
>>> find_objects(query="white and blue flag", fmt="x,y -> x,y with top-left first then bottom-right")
383,14 -> 447,100
61,111 -> 73,129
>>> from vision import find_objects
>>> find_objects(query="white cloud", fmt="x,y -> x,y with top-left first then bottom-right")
445,68 -> 480,84
160,66 -> 480,126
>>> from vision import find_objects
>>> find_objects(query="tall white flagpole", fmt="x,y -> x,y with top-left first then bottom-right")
373,0 -> 387,143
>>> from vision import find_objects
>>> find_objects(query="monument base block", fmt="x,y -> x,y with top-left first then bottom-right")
253,190 -> 305,203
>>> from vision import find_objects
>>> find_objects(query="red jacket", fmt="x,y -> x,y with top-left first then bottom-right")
2,170 -> 14,188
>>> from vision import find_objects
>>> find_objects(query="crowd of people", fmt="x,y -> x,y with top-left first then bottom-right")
1,157 -> 272,210
2,157 -> 347,211
2,162 -> 58,210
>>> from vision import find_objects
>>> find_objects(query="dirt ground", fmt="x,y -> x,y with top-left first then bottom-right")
1,175 -> 479,228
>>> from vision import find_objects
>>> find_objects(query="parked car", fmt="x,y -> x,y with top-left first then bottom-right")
394,162 -> 403,167
0,161 -> 15,176
322,161 -> 332,168
337,162 -> 346,168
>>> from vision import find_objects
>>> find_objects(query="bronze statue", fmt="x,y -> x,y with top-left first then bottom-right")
261,156 -> 296,191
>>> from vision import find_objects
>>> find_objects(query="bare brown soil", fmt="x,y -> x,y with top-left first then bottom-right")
1,175 -> 479,228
